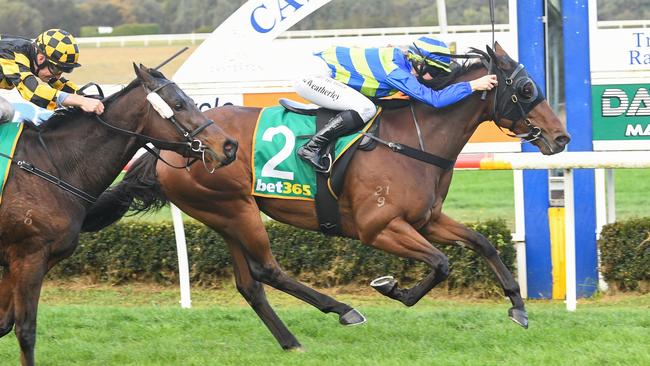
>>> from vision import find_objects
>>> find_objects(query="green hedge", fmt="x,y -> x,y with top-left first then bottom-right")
598,218 -> 650,292
49,219 -> 515,296
111,23 -> 160,36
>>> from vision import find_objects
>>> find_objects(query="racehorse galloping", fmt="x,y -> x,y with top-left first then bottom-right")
0,64 -> 237,366
85,44 -> 570,350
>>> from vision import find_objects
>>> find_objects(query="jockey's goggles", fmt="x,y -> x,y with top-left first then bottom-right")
46,60 -> 74,74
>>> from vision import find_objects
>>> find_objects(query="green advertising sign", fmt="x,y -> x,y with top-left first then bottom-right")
592,83 -> 650,140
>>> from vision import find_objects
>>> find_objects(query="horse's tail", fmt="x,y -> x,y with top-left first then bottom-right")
81,152 -> 168,232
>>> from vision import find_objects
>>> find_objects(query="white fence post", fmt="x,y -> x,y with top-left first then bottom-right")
171,203 -> 192,308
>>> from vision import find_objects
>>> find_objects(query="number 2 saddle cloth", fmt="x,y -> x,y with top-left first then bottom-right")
251,105 -> 380,201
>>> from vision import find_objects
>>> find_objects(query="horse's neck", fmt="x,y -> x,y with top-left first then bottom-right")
404,98 -> 488,159
25,98 -> 146,200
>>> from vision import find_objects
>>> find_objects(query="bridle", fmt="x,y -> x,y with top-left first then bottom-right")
143,80 -> 213,152
474,47 -> 546,144
365,46 -> 552,171
89,79 -> 217,171
4,77 -> 220,205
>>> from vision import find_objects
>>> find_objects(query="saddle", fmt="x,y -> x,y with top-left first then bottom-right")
279,97 -> 408,236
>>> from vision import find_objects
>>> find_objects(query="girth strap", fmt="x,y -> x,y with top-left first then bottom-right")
0,151 -> 97,203
16,160 -> 97,203
314,109 -> 342,236
360,133 -> 456,170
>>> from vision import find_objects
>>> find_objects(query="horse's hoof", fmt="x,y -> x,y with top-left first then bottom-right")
339,308 -> 366,326
508,307 -> 529,329
286,346 -> 306,353
370,275 -> 397,296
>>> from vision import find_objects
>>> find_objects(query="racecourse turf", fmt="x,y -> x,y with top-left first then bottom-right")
0,283 -> 648,366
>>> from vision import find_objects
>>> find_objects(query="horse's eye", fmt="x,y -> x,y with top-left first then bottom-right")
174,102 -> 184,111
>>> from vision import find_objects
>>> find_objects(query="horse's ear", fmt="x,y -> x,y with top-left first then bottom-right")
134,63 -> 156,87
493,41 -> 507,57
485,45 -> 497,62
486,43 -> 509,69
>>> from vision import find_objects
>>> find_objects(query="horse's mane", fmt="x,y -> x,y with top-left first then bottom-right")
425,60 -> 485,91
31,68 -> 168,132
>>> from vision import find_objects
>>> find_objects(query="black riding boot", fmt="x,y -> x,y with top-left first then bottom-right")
297,110 -> 365,172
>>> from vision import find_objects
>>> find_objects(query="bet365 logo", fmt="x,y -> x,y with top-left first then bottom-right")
601,87 -> 650,117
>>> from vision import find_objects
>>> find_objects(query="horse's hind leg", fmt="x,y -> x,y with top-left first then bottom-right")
0,268 -> 15,338
420,213 -> 527,328
217,207 -> 365,327
365,217 -> 450,307
224,236 -> 302,350
241,242 -> 365,326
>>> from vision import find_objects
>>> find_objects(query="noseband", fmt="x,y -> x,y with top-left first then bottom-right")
144,81 -> 214,154
478,51 -> 546,143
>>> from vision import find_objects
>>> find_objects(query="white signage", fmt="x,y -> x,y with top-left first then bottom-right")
174,0 -> 332,84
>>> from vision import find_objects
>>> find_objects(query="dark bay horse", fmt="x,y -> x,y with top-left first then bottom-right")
84,44 -> 570,350
0,64 -> 237,366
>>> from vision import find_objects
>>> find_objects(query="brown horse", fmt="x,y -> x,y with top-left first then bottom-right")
0,64 -> 237,366
84,44 -> 570,350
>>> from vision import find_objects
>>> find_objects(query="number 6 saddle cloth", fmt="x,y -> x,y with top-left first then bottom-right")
251,105 -> 379,201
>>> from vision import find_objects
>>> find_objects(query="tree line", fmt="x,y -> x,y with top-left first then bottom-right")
0,0 -> 644,38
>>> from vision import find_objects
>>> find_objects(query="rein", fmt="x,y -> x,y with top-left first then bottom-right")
9,77 -> 218,204
363,52 -> 485,171
364,47 -> 549,170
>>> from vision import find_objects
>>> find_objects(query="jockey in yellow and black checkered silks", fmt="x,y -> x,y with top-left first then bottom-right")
0,28 -> 104,122
35,29 -> 81,74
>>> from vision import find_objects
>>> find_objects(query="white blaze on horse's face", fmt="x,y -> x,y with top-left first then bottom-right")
146,92 -> 174,119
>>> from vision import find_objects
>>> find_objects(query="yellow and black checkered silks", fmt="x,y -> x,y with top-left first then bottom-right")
35,29 -> 81,70
0,35 -> 79,110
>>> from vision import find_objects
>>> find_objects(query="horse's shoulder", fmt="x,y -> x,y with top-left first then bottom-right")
204,105 -> 261,121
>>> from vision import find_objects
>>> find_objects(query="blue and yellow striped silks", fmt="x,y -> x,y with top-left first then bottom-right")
316,46 -> 407,98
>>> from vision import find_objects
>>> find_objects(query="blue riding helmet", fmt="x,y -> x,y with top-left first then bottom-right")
408,36 -> 452,73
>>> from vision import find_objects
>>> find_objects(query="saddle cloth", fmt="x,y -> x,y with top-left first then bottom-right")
0,122 -> 24,204
251,105 -> 377,200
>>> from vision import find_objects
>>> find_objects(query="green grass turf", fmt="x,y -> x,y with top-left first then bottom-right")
0,284 -> 648,366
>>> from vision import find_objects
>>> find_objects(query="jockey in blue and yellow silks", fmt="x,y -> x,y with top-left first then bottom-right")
294,36 -> 498,172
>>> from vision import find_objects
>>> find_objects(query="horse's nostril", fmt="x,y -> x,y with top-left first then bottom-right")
555,135 -> 570,146
224,139 -> 238,157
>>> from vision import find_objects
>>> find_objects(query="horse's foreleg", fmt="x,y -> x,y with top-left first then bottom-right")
0,268 -> 15,338
420,213 -> 528,328
224,237 -> 302,350
11,256 -> 47,366
367,217 -> 450,306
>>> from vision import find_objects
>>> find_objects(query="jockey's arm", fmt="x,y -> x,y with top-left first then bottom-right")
48,75 -> 104,114
385,68 -> 473,108
60,93 -> 104,114
48,76 -> 79,94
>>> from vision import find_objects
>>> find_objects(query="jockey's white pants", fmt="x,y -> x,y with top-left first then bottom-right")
0,96 -> 14,123
293,57 -> 377,122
